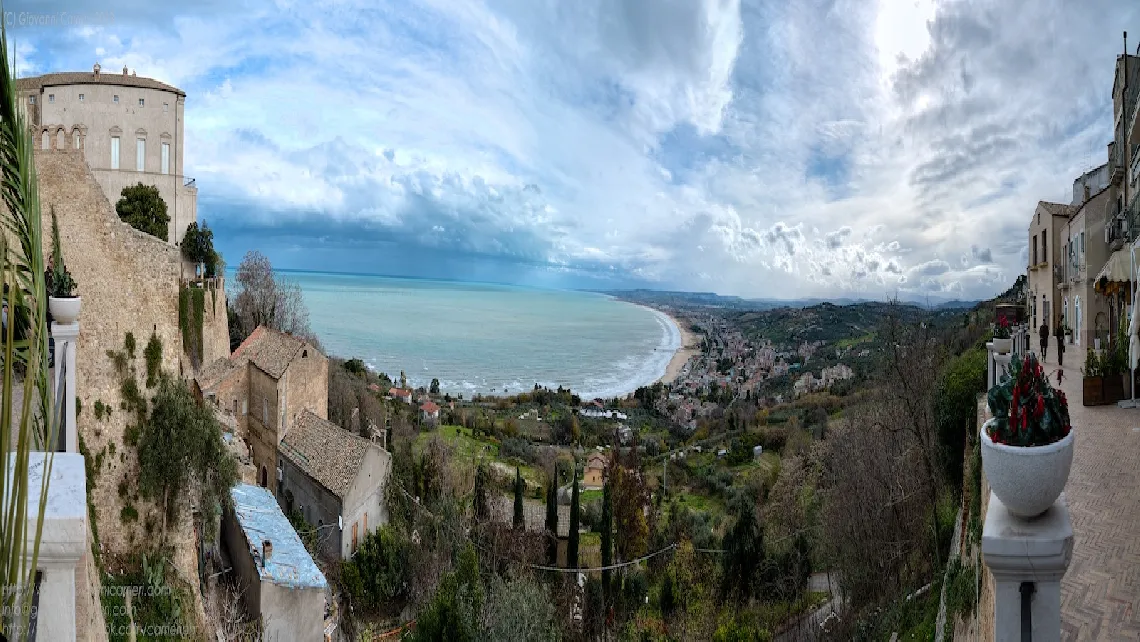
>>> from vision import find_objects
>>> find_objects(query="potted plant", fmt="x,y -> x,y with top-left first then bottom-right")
991,315 -> 1012,354
46,208 -> 80,324
1081,347 -> 1103,406
984,353 -> 1074,517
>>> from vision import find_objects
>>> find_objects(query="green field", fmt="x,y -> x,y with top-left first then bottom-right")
414,424 -> 544,487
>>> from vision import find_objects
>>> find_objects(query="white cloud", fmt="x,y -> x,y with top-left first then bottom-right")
13,0 -> 1140,300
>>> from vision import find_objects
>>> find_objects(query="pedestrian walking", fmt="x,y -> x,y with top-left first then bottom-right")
1055,323 -> 1066,367
1039,321 -> 1050,360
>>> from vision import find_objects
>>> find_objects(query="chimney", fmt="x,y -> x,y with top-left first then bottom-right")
93,63 -> 100,76
263,539 -> 273,563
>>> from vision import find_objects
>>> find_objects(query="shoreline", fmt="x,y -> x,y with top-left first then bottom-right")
658,311 -> 700,385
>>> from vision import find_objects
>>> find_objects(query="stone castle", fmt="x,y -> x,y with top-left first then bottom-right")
27,66 -> 232,638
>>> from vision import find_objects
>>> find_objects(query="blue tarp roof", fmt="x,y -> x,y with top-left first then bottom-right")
230,484 -> 328,590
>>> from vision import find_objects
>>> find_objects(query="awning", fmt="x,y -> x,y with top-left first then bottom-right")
1095,249 -> 1133,294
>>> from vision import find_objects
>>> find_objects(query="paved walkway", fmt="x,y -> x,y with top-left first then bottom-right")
1032,342 -> 1140,639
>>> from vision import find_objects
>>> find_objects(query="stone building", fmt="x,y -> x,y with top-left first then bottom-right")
1057,178 -> 1114,349
194,326 -> 329,494
278,410 -> 391,560
222,484 -> 328,642
17,64 -> 198,246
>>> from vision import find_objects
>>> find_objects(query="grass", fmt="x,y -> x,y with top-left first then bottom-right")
580,489 -> 604,503
414,425 -> 544,487
836,332 -> 876,349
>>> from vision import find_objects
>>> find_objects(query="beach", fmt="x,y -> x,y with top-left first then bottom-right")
659,313 -> 700,384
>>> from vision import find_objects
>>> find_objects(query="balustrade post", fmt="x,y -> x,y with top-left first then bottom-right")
49,321 -> 78,453
982,493 -> 1073,642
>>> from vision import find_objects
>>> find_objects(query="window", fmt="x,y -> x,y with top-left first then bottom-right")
113,95 -> 119,104
78,93 -> 84,102
28,96 -> 34,105
110,136 -> 120,169
163,102 -> 168,112
136,138 -> 145,171
364,512 -> 368,534
233,399 -> 238,416
1080,232 -> 1085,254
352,523 -> 359,553
48,94 -> 53,103
138,98 -> 145,106
263,399 -> 268,425
74,133 -> 80,149
161,142 -> 169,175
1042,230 -> 1047,260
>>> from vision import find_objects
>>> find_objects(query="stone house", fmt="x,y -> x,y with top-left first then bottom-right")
194,326 -> 328,493
277,410 -> 392,560
389,387 -> 412,404
222,484 -> 328,642
583,452 -> 607,490
1057,178 -> 1114,349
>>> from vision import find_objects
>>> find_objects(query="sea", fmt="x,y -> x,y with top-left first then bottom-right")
276,271 -> 681,399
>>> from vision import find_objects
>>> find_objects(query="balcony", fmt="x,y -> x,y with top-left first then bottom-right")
1110,142 -> 1125,184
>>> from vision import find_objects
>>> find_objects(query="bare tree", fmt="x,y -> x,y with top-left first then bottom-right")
232,250 -> 319,346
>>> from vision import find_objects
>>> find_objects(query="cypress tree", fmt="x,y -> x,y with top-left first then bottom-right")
513,467 -> 525,529
545,472 -> 559,565
568,469 -> 580,569
473,463 -> 489,522
601,479 -> 613,607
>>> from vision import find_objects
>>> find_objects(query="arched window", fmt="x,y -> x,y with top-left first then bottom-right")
260,466 -> 268,488
72,129 -> 82,150
40,130 -> 49,150
55,128 -> 64,149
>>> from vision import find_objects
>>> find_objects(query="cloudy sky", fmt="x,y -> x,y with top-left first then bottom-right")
9,0 -> 1140,300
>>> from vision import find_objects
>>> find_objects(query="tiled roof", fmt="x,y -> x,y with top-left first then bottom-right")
1037,201 -> 1076,218
279,410 -> 372,499
390,388 -> 411,398
233,326 -> 312,379
420,401 -> 440,413
229,484 -> 327,590
16,71 -> 185,96
196,357 -> 240,393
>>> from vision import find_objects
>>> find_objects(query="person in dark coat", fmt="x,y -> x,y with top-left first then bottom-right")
1055,322 -> 1066,367
1039,321 -> 1050,360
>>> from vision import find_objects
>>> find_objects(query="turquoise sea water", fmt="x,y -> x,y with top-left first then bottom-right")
280,271 -> 681,398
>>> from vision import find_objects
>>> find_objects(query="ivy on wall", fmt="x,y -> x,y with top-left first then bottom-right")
179,284 -> 206,369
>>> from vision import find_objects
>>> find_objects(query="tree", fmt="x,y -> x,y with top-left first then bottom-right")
138,375 -> 237,541
430,378 -> 440,395
567,469 -> 580,569
474,463 -> 490,523
720,496 -> 764,603
483,574 -> 561,642
544,472 -> 559,565
181,220 -> 220,277
513,467 -> 525,530
116,183 -> 169,240
407,543 -> 483,642
600,479 -> 613,609
232,250 -> 318,346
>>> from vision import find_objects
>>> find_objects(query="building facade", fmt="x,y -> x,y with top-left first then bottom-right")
222,484 -> 328,641
1059,185 -> 1114,349
17,64 -> 197,245
1027,202 -> 1075,333
277,410 -> 391,560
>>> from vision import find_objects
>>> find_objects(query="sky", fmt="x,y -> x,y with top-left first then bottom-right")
8,0 -> 1140,300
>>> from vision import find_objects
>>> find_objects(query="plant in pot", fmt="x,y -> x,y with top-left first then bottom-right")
991,314 -> 1012,354
984,352 -> 1073,518
1081,347 -> 1103,406
46,208 -> 80,324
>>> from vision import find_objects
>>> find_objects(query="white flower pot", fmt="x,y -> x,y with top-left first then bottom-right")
992,338 -> 1012,354
48,296 -> 81,325
980,418 -> 1073,518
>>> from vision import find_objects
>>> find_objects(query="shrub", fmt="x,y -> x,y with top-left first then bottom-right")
944,557 -> 978,618
121,505 -> 138,523
144,332 -> 162,388
124,331 -> 136,359
934,346 -> 987,489
106,349 -> 128,377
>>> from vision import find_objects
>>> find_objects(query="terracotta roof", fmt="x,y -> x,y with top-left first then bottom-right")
17,71 -> 185,96
586,452 -> 607,470
232,326 -> 313,379
279,410 -> 373,500
1037,201 -> 1076,218
420,401 -> 440,413
390,388 -> 411,398
196,357 -> 240,393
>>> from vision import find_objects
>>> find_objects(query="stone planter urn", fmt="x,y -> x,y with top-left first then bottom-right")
992,338 -> 1012,354
981,418 -> 1074,518
48,296 -> 81,325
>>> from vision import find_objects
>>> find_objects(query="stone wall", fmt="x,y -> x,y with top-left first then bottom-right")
35,149 -> 206,634
284,344 -> 328,427
200,277 -> 231,367
248,365 -> 281,493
